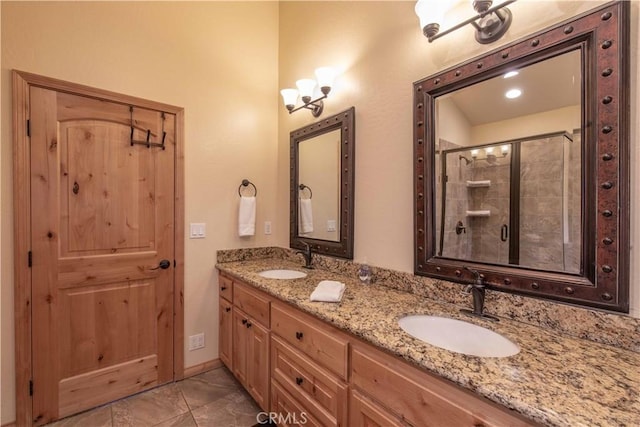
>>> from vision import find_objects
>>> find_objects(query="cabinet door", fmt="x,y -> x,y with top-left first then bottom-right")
349,390 -> 404,427
232,308 -> 249,386
247,320 -> 270,411
219,299 -> 233,370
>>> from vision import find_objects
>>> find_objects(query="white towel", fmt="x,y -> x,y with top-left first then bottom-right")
238,196 -> 256,236
310,280 -> 346,303
299,198 -> 314,234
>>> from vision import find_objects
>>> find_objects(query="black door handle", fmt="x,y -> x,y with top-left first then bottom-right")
501,224 -> 508,242
151,259 -> 171,270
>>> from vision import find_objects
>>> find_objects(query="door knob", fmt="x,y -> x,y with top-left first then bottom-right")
151,259 -> 171,270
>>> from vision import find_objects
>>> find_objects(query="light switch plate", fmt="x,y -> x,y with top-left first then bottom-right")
189,223 -> 206,239
327,220 -> 337,232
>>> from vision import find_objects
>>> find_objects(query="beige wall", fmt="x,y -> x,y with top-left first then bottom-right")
0,1 -> 280,423
277,0 -> 639,313
2,1 -> 639,424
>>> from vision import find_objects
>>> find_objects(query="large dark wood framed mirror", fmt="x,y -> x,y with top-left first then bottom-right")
413,2 -> 629,312
290,107 -> 355,259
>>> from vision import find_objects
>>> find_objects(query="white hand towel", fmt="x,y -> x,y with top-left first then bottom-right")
299,198 -> 314,234
310,280 -> 346,303
238,196 -> 256,236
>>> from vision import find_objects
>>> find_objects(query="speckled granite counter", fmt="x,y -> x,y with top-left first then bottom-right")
216,257 -> 639,427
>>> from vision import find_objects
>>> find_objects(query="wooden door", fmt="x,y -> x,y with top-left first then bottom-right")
247,321 -> 269,411
219,298 -> 233,369
29,87 -> 176,424
233,308 -> 250,386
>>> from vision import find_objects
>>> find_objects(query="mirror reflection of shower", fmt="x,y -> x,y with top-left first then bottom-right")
436,131 -> 580,274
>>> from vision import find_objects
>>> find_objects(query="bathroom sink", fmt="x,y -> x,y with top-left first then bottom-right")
398,315 -> 519,358
258,269 -> 308,279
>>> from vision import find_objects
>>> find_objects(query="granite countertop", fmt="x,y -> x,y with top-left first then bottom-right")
216,258 -> 640,427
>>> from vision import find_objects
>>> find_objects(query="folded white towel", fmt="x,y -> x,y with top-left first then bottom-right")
238,196 -> 256,236
310,280 -> 346,303
299,198 -> 314,234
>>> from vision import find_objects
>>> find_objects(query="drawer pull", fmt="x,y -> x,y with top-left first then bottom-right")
295,377 -> 304,386
242,319 -> 247,325
246,322 -> 252,328
295,331 -> 304,340
221,286 -> 227,291
225,307 -> 231,312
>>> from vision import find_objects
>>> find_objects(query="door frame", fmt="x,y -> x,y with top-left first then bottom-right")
12,70 -> 185,426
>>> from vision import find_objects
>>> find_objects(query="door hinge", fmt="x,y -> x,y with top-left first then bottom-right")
29,380 -> 33,396
28,251 -> 32,268
27,119 -> 30,138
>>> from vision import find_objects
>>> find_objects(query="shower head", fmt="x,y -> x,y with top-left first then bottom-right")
459,155 -> 473,165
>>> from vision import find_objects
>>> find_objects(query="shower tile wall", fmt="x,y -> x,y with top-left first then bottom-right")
438,140 -> 472,260
565,131 -> 581,273
468,155 -> 510,264
519,134 -> 575,272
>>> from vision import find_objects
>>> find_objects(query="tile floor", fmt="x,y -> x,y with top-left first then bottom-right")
46,367 -> 262,427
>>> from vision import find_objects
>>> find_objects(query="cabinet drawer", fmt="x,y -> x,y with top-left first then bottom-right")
271,380 -> 322,427
219,274 -> 233,302
349,390 -> 404,427
271,335 -> 347,427
351,344 -> 535,427
271,303 -> 348,380
234,281 -> 270,327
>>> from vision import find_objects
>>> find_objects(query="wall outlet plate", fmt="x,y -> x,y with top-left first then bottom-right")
188,333 -> 205,350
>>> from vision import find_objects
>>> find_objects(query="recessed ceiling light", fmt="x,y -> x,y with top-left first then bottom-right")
503,71 -> 519,79
505,88 -> 522,99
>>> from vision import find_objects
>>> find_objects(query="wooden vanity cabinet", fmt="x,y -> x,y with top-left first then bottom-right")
218,274 -> 271,411
350,342 -> 536,427
219,298 -> 233,369
270,302 -> 349,427
216,272 -> 536,426
218,274 -> 233,370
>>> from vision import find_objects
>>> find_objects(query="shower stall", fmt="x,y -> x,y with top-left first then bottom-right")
435,131 -> 580,274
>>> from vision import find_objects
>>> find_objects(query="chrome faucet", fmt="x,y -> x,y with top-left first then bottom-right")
296,242 -> 314,269
461,267 -> 498,322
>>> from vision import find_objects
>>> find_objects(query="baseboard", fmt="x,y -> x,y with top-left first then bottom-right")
183,359 -> 223,378
1,421 -> 17,427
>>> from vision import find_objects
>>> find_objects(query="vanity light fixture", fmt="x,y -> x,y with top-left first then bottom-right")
415,0 -> 515,44
280,67 -> 336,117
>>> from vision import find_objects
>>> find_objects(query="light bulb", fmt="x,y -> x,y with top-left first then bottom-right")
280,89 -> 299,111
314,67 -> 335,95
296,79 -> 317,103
471,149 -> 479,158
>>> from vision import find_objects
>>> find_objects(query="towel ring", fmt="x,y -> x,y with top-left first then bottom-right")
298,183 -> 313,199
238,179 -> 257,197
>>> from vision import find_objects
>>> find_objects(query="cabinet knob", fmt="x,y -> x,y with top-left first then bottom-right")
242,319 -> 247,325
295,377 -> 304,386
221,286 -> 227,291
246,322 -> 252,328
295,331 -> 304,340
225,307 -> 231,312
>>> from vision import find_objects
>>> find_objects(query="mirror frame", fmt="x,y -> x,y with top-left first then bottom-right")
413,2 -> 629,312
290,107 -> 355,259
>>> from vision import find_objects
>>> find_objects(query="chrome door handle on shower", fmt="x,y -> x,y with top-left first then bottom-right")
501,224 -> 508,242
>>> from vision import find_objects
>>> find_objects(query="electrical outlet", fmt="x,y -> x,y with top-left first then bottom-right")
264,221 -> 272,235
188,333 -> 205,351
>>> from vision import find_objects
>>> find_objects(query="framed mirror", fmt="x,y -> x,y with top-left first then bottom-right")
413,2 -> 629,312
290,107 -> 355,259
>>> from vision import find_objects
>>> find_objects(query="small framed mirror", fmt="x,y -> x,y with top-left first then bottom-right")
290,107 -> 355,259
414,2 -> 629,312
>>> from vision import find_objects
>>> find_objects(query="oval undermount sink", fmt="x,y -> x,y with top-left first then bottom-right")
258,269 -> 308,279
398,315 -> 519,358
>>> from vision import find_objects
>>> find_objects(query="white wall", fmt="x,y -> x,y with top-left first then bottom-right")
1,2 -> 280,423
